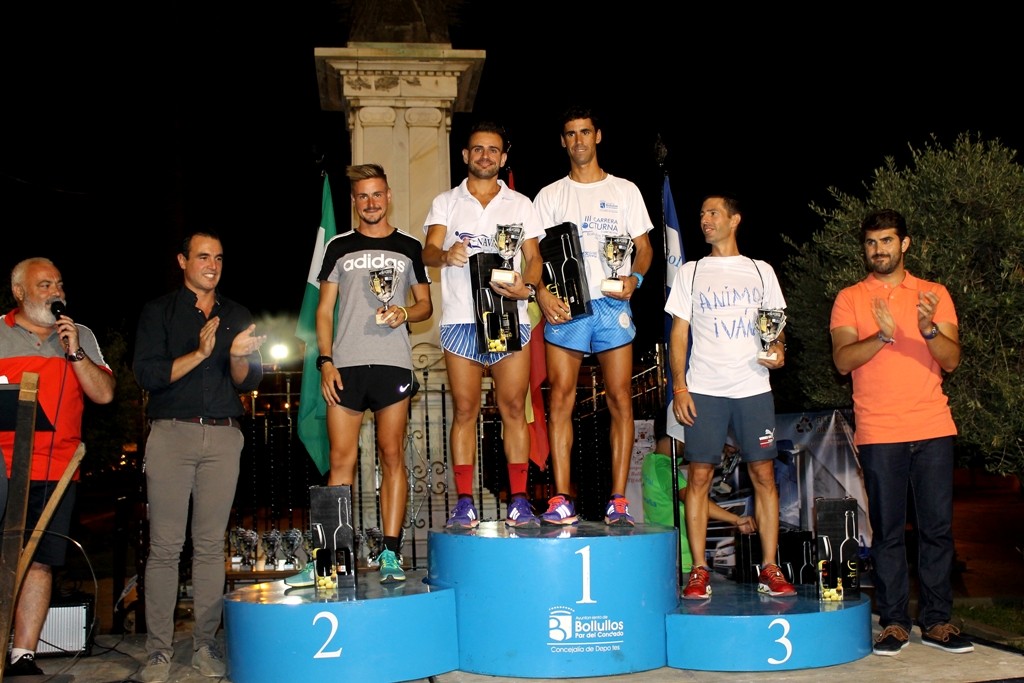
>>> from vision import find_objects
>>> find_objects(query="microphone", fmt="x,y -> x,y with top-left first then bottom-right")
51,300 -> 68,320
51,300 -> 70,345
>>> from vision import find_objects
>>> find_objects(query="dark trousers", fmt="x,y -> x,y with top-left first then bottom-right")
859,436 -> 955,631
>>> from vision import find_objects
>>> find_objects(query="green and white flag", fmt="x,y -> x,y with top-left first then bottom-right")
296,174 -> 337,474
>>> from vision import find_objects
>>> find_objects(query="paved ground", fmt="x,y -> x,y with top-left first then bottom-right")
17,470 -> 1024,682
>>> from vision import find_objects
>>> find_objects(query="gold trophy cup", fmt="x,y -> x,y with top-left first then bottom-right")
369,267 -> 400,325
600,235 -> 634,293
756,308 -> 787,360
491,224 -> 525,285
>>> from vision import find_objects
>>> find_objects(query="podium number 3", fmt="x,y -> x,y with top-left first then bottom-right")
766,617 -> 792,665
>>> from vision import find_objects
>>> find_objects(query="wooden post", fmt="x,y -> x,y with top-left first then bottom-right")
0,373 -> 85,678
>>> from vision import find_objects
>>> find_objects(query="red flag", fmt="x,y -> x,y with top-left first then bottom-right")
509,163 -> 549,468
528,316 -> 550,469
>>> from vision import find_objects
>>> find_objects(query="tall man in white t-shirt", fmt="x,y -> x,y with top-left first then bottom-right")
665,193 -> 796,600
533,105 -> 654,526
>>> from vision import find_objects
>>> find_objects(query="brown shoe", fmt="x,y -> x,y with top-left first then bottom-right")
873,624 -> 910,656
922,623 -> 974,653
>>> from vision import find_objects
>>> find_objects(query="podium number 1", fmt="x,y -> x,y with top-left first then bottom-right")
576,545 -> 596,604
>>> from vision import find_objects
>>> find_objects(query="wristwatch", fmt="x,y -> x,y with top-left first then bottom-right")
66,347 -> 86,362
316,355 -> 334,371
524,282 -> 537,302
921,324 -> 939,340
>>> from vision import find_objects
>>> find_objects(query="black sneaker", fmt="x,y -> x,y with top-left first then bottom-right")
7,652 -> 44,676
872,624 -> 910,656
922,623 -> 974,653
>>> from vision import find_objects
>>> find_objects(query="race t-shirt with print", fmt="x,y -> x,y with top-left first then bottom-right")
318,228 -> 429,370
423,178 -> 544,326
533,174 -> 654,302
664,256 -> 785,399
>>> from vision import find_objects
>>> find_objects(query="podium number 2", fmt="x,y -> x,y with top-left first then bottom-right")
766,617 -> 792,665
575,545 -> 596,604
313,611 -> 343,659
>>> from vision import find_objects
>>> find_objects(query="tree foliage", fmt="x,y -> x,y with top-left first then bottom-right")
781,133 -> 1024,476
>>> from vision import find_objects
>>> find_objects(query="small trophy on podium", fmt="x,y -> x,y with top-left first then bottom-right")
281,528 -> 304,570
261,529 -> 283,570
600,235 -> 634,293
491,224 -> 525,285
231,528 -> 260,570
369,267 -> 400,325
756,308 -> 787,360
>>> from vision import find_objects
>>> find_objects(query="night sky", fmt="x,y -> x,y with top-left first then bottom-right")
5,4 -> 1021,360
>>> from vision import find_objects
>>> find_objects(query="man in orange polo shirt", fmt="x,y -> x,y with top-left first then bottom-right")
831,208 -> 972,657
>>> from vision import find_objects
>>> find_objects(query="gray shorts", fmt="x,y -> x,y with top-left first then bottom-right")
683,392 -> 778,464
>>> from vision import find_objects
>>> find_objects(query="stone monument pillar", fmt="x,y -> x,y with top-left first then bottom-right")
315,13 -> 491,539
314,40 -> 483,349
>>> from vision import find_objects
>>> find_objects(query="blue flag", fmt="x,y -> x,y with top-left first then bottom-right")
663,174 -> 685,402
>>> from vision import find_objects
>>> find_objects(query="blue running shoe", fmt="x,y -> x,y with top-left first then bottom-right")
283,561 -> 315,588
378,549 -> 406,583
604,495 -> 635,526
446,497 -> 480,528
505,496 -> 540,528
540,495 -> 578,525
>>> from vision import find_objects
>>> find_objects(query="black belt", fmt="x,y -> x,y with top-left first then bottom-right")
168,417 -> 239,428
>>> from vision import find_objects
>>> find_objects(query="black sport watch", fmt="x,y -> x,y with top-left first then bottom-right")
316,355 -> 334,371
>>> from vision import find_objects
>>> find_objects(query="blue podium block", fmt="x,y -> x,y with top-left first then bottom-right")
223,571 -> 457,683
665,580 -> 872,671
428,521 -> 678,678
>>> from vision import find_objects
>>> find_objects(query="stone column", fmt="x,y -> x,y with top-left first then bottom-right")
315,43 -> 492,537
314,42 -> 484,349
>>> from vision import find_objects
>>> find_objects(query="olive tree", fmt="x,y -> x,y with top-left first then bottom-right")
781,133 -> 1024,478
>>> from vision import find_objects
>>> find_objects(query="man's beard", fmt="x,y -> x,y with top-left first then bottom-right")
870,252 -> 902,275
360,210 -> 384,225
469,163 -> 499,180
24,298 -> 57,327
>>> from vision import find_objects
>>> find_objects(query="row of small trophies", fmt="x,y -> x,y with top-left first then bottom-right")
227,526 -> 385,572
228,528 -> 305,572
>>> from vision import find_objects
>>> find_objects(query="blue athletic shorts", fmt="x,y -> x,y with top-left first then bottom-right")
683,392 -> 778,464
336,365 -> 417,412
543,297 -> 634,354
440,322 -> 532,366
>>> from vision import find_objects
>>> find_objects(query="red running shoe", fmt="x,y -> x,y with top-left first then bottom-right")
757,563 -> 797,597
683,565 -> 712,600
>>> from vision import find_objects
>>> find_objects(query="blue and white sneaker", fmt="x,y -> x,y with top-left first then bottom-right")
446,497 -> 480,529
540,495 -> 578,525
604,495 -> 635,526
283,561 -> 315,588
378,549 -> 406,584
505,496 -> 540,528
